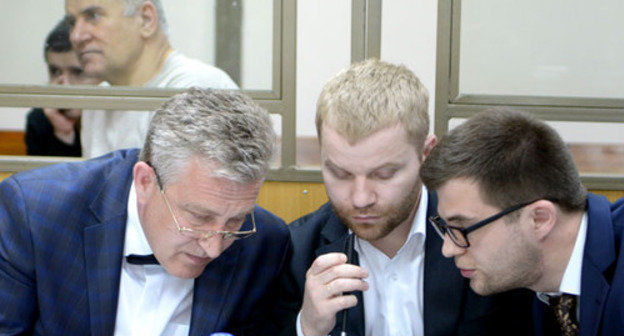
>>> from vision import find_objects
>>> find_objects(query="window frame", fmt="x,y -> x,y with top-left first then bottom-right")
434,0 -> 624,190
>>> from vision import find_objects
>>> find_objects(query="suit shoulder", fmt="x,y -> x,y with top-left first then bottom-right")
289,203 -> 334,230
253,205 -> 289,236
611,196 -> 624,227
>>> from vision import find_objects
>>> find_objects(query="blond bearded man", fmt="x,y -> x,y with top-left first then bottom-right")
267,60 -> 535,336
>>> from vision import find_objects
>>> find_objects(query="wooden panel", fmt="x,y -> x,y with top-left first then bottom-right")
1,172 -> 621,221
0,172 -> 13,181
0,131 -> 26,155
257,181 -> 327,223
592,190 -> 624,202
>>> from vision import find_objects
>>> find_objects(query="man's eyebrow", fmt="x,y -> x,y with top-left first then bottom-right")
67,5 -> 102,18
181,203 -> 253,219
444,214 -> 473,225
323,159 -> 342,171
83,5 -> 102,13
324,159 -> 401,173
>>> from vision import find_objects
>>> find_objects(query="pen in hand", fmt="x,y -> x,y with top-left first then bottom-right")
340,233 -> 355,336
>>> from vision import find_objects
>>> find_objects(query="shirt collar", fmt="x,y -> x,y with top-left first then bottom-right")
536,211 -> 587,303
122,181 -> 154,257
410,185 -> 428,242
558,212 -> 587,295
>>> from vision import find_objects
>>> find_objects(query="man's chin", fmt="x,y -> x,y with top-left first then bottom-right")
82,63 -> 105,79
349,223 -> 387,241
469,279 -> 505,296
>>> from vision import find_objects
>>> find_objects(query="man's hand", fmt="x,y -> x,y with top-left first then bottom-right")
43,108 -> 81,144
300,252 -> 369,336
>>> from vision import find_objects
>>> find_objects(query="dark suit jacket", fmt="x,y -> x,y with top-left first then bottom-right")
268,192 -> 535,336
534,193 -> 624,336
25,107 -> 82,157
0,149 -> 291,336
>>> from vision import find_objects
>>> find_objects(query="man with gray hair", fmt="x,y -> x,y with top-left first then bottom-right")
0,88 -> 290,335
65,0 -> 238,158
267,59 -> 534,336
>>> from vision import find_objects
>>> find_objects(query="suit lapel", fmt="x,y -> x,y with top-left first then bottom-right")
84,221 -> 127,336
189,242 -> 242,335
580,194 -> 615,336
422,192 -> 466,336
84,151 -> 136,336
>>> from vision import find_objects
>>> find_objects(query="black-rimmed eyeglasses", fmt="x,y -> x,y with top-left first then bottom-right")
429,200 -> 541,248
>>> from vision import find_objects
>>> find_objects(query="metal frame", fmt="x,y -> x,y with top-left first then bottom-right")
0,0 -> 292,175
434,0 -> 624,189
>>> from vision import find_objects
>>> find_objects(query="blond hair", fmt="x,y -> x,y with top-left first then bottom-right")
316,59 -> 429,149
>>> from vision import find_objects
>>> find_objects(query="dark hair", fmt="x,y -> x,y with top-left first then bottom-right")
44,19 -> 73,58
420,108 -> 587,213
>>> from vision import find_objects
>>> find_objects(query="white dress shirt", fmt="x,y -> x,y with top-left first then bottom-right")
297,186 -> 428,336
537,212 -> 588,319
114,183 -> 194,336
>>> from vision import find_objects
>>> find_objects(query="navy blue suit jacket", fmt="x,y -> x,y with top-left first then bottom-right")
534,193 -> 624,336
0,149 -> 291,336
268,192 -> 535,336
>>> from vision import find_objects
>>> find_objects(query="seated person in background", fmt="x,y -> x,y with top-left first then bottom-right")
420,108 -> 624,336
267,59 -> 535,336
1,88 -> 290,335
25,19 -> 100,156
65,0 -> 238,158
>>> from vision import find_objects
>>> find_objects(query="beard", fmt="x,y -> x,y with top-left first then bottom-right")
331,180 -> 422,242
469,230 -> 542,295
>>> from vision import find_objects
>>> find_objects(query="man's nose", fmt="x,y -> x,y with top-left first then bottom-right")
70,19 -> 90,47
198,234 -> 231,259
351,177 -> 376,209
441,233 -> 466,258
53,73 -> 71,85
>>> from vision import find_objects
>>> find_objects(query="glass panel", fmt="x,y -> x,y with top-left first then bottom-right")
0,0 -> 273,90
0,108 -> 285,164
449,118 -> 624,175
295,0 -> 351,168
459,0 -> 624,98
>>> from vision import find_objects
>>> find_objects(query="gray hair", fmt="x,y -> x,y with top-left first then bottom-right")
121,0 -> 169,36
139,88 -> 276,186
316,59 -> 429,151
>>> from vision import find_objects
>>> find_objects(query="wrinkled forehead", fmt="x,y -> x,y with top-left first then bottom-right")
65,0 -> 123,16
45,50 -> 80,66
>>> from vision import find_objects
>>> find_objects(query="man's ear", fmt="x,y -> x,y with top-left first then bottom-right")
137,1 -> 159,37
528,200 -> 558,241
422,134 -> 437,160
133,161 -> 156,204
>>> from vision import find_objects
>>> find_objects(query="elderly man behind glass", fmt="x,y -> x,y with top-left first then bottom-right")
64,0 -> 238,158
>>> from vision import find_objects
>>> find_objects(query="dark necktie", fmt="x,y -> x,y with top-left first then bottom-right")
126,254 -> 160,265
550,294 -> 579,336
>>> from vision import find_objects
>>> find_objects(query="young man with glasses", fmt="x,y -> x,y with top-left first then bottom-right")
420,108 -> 624,336
267,60 -> 535,336
0,88 -> 290,335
